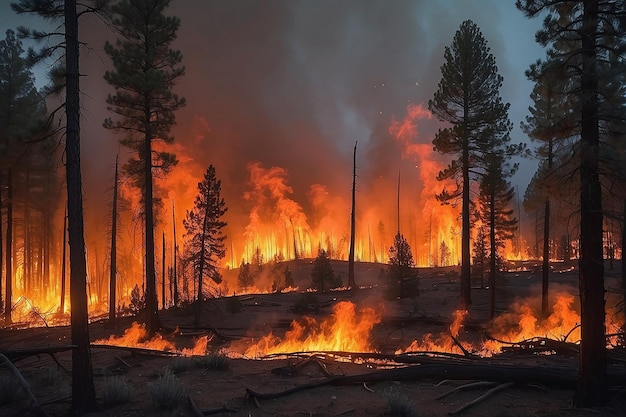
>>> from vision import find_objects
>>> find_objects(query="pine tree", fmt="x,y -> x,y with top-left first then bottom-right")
472,224 -> 488,288
517,0 -> 626,406
103,0 -> 185,335
428,20 -> 513,307
237,261 -> 254,291
183,165 -> 227,325
522,54 -> 578,316
311,249 -> 341,292
478,153 -> 517,318
386,232 -> 418,299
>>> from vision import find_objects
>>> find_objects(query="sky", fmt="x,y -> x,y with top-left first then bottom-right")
0,0 -> 548,263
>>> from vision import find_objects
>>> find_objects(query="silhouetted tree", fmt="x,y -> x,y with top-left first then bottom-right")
103,0 -> 185,335
472,224 -> 488,288
10,0 -> 106,413
517,0 -> 626,406
237,261 -> 254,291
478,153 -> 517,318
429,20 -> 513,307
311,249 -> 341,292
386,232 -> 418,299
183,165 -> 227,325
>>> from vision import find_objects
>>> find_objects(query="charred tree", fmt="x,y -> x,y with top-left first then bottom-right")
348,141 -> 357,290
4,169 -> 12,324
109,156 -> 119,322
517,0 -> 626,407
104,0 -> 185,335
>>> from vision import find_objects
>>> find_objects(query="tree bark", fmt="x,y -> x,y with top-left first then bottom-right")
109,156 -> 118,323
461,132 -> 472,307
574,0 -> 607,407
60,207 -> 67,314
348,141 -> 357,289
542,198 -> 550,316
4,169 -> 12,325
172,200 -> 178,307
65,0 -> 96,413
489,189 -> 496,318
144,100 -> 160,336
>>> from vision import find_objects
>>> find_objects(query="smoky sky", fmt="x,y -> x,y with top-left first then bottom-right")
1,0 -> 545,248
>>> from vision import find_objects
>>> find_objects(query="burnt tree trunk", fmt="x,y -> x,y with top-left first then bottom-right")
65,0 -> 96,413
4,169 -> 12,325
348,141 -> 357,290
172,200 -> 178,307
574,0 -> 607,407
542,198 -> 550,316
109,156 -> 118,322
489,189 -> 496,318
60,207 -> 67,314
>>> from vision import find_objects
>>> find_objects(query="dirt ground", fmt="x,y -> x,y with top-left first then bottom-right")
1,260 -> 625,417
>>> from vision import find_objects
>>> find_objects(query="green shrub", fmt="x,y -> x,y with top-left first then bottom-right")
149,369 -> 184,410
101,376 -> 135,408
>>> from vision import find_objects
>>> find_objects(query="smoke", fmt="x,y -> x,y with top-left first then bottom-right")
69,1 -> 545,272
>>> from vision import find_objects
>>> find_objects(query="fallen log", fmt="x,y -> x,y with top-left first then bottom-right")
245,361 -> 626,402
0,345 -> 76,362
90,343 -> 179,357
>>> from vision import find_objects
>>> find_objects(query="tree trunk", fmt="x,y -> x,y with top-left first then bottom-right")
348,141 -> 357,290
195,192 -> 210,327
109,156 -> 118,322
461,135 -> 472,307
172,200 -> 178,307
144,102 -> 160,336
622,199 -> 626,333
0,172 -> 3,313
60,207 -> 67,314
574,0 -> 606,407
64,0 -> 96,413
489,190 -> 496,318
542,198 -> 550,316
4,169 -> 13,325
162,231 -> 166,310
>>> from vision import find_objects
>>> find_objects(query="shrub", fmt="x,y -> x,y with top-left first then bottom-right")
225,297 -> 242,315
149,369 -> 184,410
168,356 -> 195,374
384,388 -> 416,417
292,293 -> 319,313
101,376 -> 135,408
310,249 -> 341,292
195,353 -> 230,371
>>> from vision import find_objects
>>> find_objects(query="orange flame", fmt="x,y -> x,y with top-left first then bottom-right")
396,309 -> 473,355
230,301 -> 382,358
93,321 -> 211,356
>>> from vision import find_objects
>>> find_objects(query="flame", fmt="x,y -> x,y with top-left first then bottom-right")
94,322 -> 176,351
229,301 -> 382,358
396,309 -> 473,355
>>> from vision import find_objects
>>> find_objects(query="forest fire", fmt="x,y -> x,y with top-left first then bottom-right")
93,321 -> 210,356
229,301 -> 382,358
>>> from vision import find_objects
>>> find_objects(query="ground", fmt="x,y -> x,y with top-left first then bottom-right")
1,260 -> 625,417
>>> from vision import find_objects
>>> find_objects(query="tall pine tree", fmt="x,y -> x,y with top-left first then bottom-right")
429,20 -> 513,307
104,0 -> 185,335
477,152 -> 517,318
517,0 -> 626,406
183,165 -> 227,326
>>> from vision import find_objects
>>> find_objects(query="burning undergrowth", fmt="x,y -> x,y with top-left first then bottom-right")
91,283 -> 624,362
